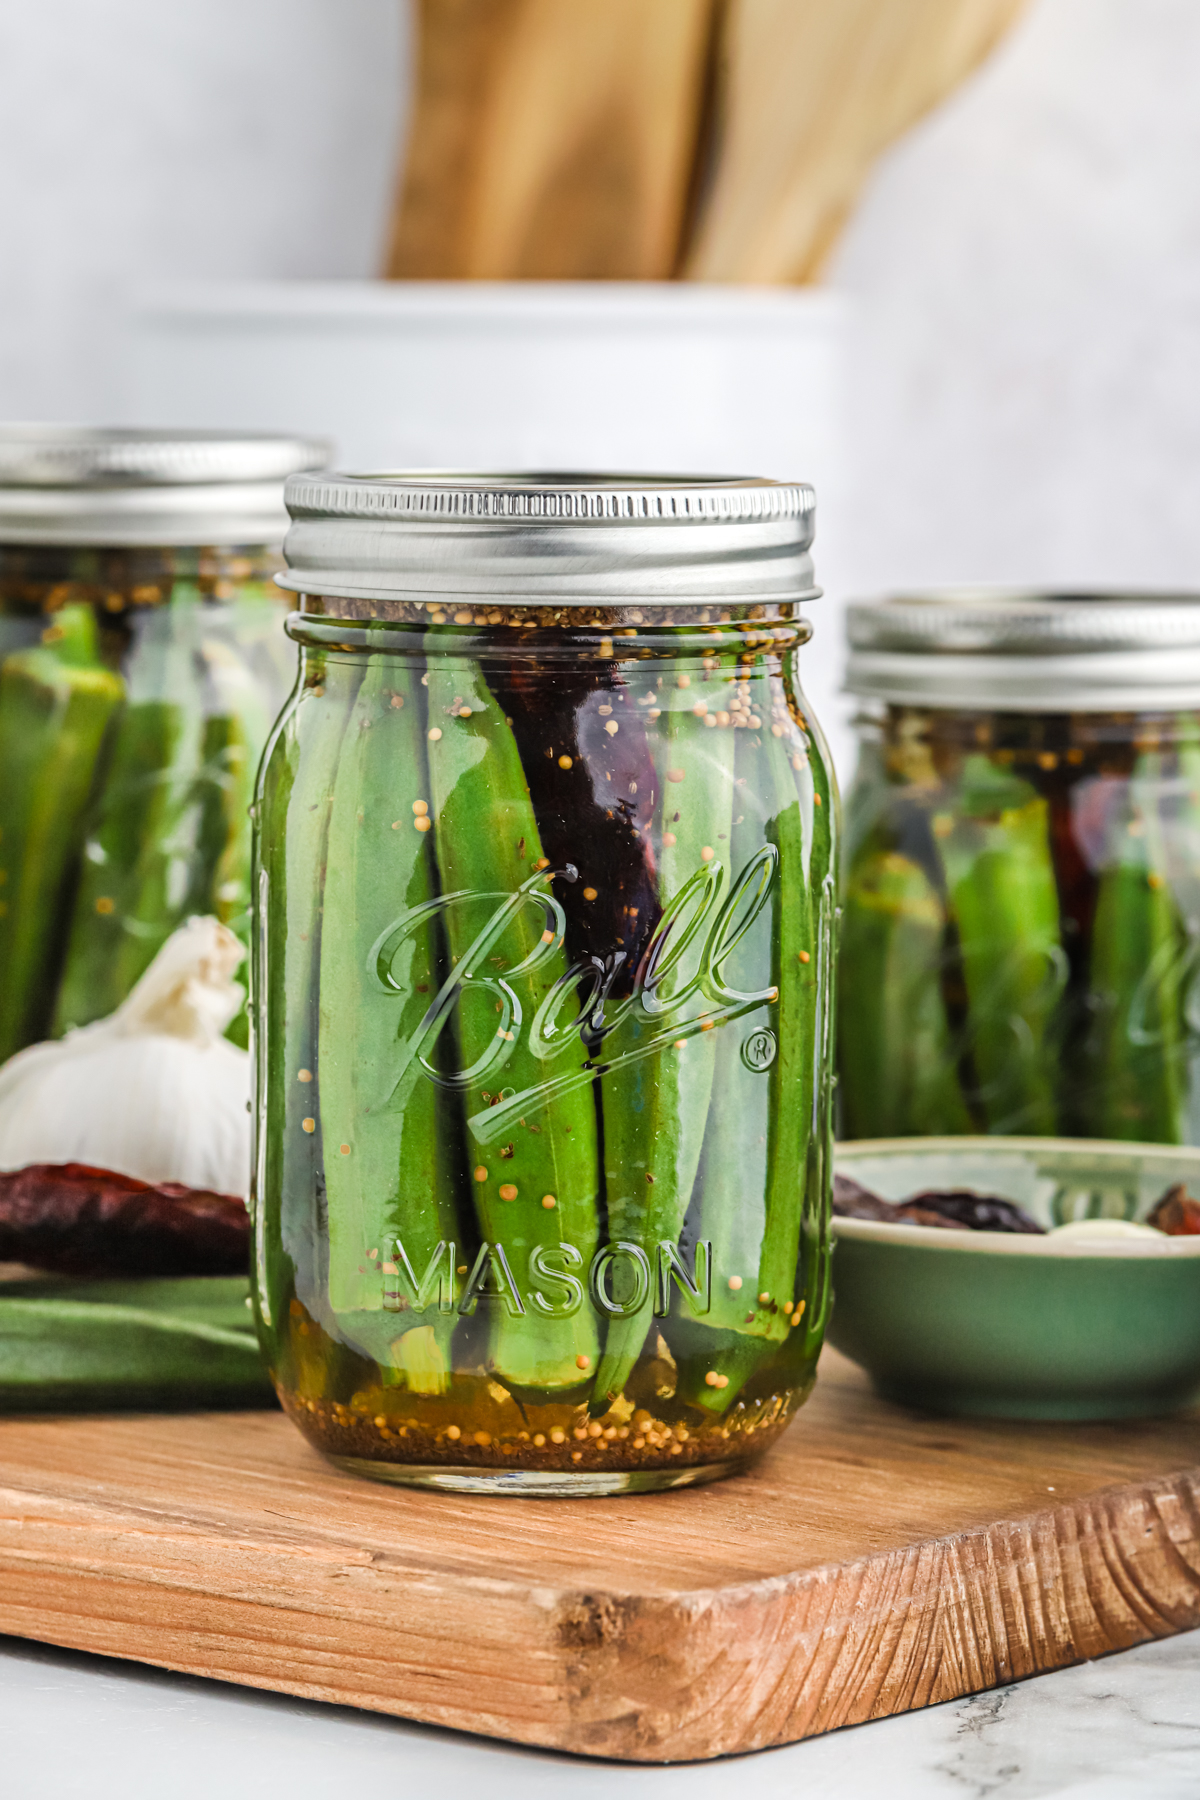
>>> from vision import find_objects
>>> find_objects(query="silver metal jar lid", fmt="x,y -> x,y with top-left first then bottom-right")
0,427 -> 330,547
278,472 -> 817,605
846,591 -> 1200,712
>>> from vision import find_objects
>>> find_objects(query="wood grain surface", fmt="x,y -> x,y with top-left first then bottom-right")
2,1348 -> 1199,1762
386,0 -> 715,280
684,0 -> 1029,282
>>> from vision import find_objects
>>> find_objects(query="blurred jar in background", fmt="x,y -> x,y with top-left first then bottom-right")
840,593 -> 1200,1147
0,428 -> 327,1056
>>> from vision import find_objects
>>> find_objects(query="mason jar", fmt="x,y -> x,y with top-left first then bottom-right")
841,592 -> 1200,1146
0,427 -> 326,1055
252,472 -> 837,1494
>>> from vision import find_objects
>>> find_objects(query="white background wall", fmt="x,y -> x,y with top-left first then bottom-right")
0,1 -> 407,418
832,0 -> 1200,598
2,0 -> 1200,781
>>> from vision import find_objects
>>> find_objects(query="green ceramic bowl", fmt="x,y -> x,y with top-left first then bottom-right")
829,1137 -> 1200,1420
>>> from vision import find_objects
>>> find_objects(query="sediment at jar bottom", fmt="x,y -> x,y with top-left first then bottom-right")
275,1376 -> 804,1476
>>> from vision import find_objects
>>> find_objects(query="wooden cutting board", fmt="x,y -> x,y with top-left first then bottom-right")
2,1348 -> 1199,1762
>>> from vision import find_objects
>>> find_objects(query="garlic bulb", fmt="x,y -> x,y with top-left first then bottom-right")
0,917 -> 250,1197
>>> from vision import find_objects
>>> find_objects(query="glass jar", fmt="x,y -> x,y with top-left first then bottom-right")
841,592 -> 1200,1145
252,473 -> 837,1494
0,428 -> 327,1055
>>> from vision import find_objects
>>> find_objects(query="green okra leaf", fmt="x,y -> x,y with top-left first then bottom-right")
937,754 -> 1065,1134
1086,748 -> 1186,1143
0,612 -> 125,1059
423,652 -> 601,1395
591,696 -> 736,1406
838,846 -> 972,1137
319,653 -> 464,1392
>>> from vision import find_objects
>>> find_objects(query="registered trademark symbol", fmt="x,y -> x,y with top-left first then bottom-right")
742,1028 -> 777,1072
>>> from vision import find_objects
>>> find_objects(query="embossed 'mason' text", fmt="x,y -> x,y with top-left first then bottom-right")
381,1236 -> 712,1320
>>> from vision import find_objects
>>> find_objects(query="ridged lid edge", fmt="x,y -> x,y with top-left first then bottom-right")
0,427 -> 330,490
848,592 -> 1200,657
284,471 -> 814,526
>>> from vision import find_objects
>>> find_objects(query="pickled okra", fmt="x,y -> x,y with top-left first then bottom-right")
319,654 -> 464,1388
1087,747 -> 1185,1142
424,652 -> 602,1394
671,680 -> 826,1413
0,607 -> 124,1058
53,697 -> 184,1031
593,692 -> 735,1404
840,704 -> 1200,1145
55,596 -> 276,1037
0,432 -> 319,1066
190,713 -> 252,921
935,756 -> 1064,1134
839,848 -> 971,1137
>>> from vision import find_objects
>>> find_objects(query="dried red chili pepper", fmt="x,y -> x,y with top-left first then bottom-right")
832,1173 -> 898,1222
1147,1184 -> 1200,1236
833,1172 -> 1045,1234
0,1162 -> 250,1277
901,1189 -> 1045,1234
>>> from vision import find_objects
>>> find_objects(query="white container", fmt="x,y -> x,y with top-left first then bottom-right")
123,280 -> 852,774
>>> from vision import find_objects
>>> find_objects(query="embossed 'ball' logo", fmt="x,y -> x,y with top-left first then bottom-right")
742,1028 -> 777,1072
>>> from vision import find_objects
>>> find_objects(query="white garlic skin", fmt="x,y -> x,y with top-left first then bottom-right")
0,916 -> 251,1198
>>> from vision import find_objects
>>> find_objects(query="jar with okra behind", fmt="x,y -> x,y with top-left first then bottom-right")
840,592 -> 1200,1145
0,427 -> 327,1055
252,472 -> 837,1493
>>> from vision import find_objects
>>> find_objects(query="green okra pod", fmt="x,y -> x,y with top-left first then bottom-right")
192,623 -> 278,931
319,653 -> 464,1390
52,698 -> 184,1032
937,754 -> 1065,1134
1086,747 -> 1185,1143
423,650 -> 601,1395
56,595 -> 214,1023
0,608 -> 124,1059
838,845 -> 972,1137
191,714 -> 251,920
0,1275 -> 270,1413
670,691 -> 823,1413
252,654 -> 361,1347
793,712 -> 838,1376
590,692 -> 737,1406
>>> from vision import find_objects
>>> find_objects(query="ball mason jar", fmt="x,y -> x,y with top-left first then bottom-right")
0,427 -> 326,1055
841,592 -> 1200,1145
252,473 -> 838,1494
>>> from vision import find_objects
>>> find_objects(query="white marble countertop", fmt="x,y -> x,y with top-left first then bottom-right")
4,1629 -> 1199,1800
